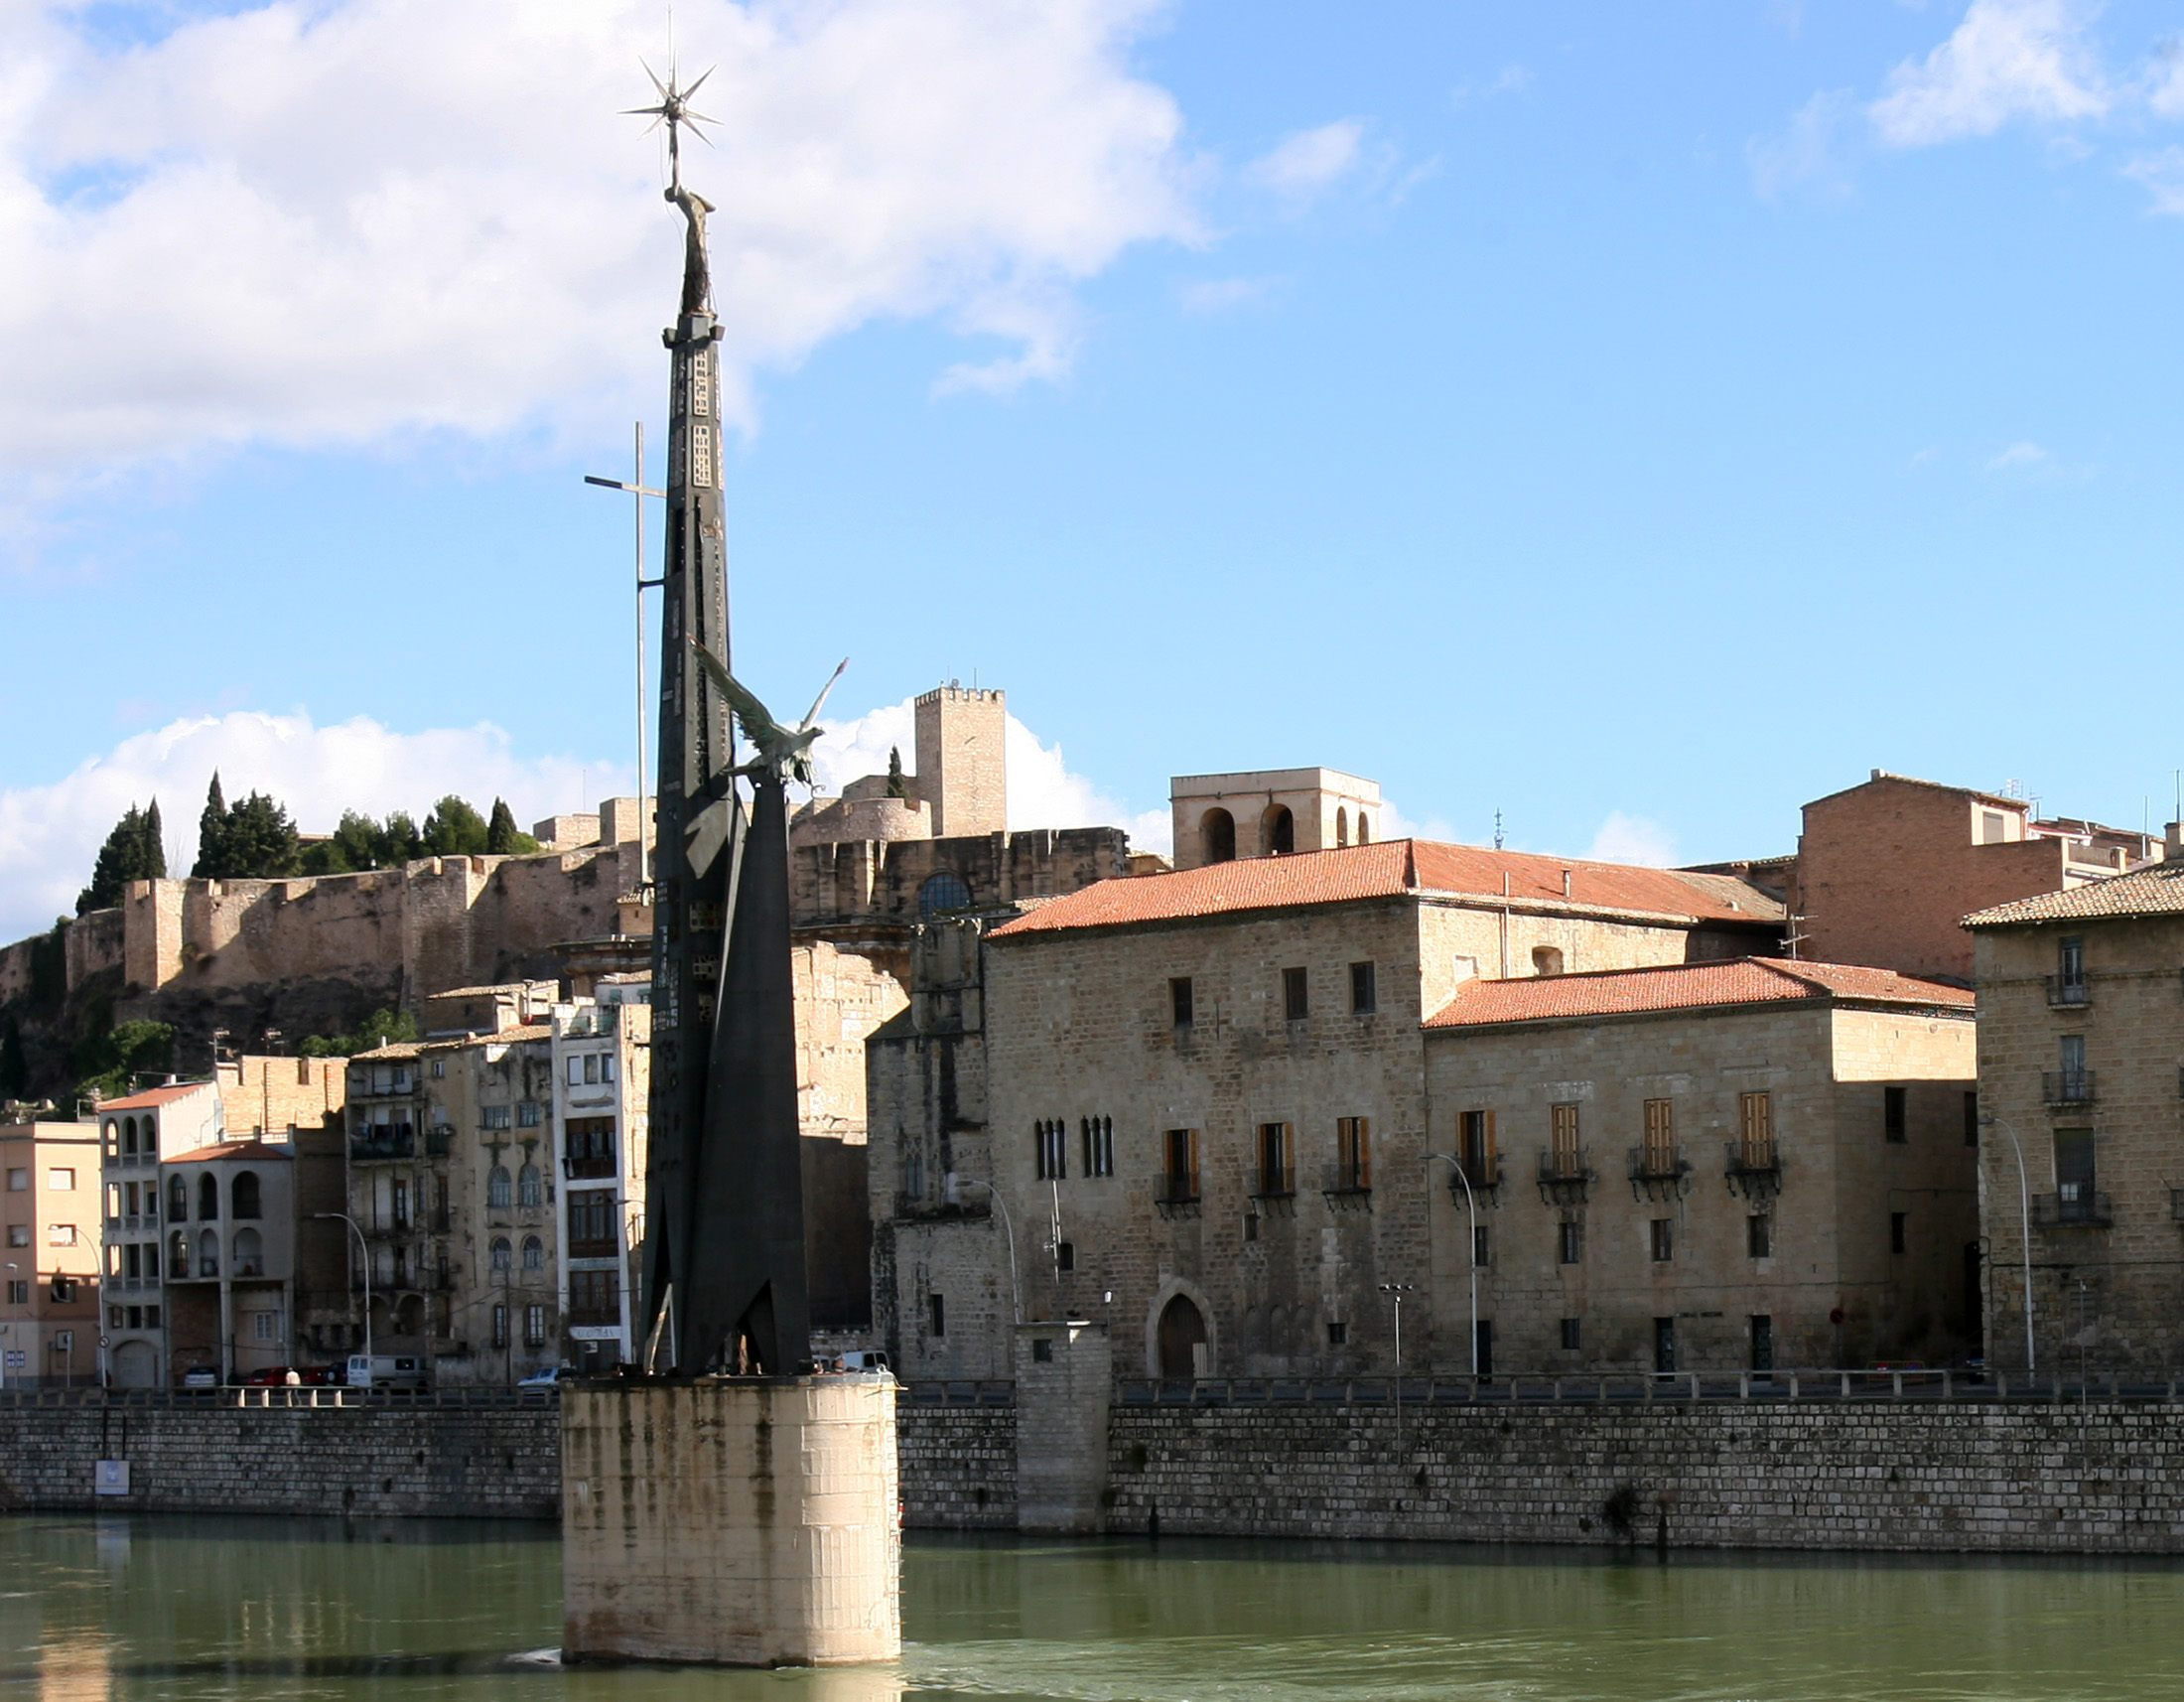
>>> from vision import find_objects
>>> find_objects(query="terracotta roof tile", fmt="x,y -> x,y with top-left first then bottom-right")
351,1042 -> 424,1060
1964,862 -> 2184,927
97,1082 -> 217,1111
1424,957 -> 1974,1029
168,1139 -> 292,1163
988,841 -> 1782,939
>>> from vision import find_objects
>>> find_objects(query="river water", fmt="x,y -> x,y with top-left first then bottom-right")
5,1515 -> 2183,1701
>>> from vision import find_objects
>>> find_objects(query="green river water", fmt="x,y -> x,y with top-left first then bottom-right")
5,1515 -> 2183,1701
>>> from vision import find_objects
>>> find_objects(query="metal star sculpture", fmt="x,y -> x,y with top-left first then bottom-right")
625,62 -> 718,192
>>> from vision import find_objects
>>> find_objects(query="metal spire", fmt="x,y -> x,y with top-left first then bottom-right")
625,62 -> 718,195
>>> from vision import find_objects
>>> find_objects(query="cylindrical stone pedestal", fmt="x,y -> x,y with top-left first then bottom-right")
561,1375 -> 900,1666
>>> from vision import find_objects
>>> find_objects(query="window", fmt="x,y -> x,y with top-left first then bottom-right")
5,1281 -> 25,1305
1081,1117 -> 1114,1179
1560,1317 -> 1581,1351
524,1304 -> 546,1346
198,1173 -> 219,1220
2058,934 -> 2087,997
1055,1240 -> 1075,1273
1336,1117 -> 1371,1191
432,1058 -> 446,1078
1335,805 -> 1349,848
570,1269 -> 619,1322
1747,1213 -> 1772,1259
2055,1127 -> 2097,1206
145,1306 -> 160,1328
570,1194 -> 615,1251
490,1236 -> 512,1273
2058,1035 -> 2089,1101
1979,809 -> 2008,845
1643,1098 -> 1676,1170
1031,1336 -> 1054,1362
51,1331 -> 71,1352
1457,1109 -> 1497,1186
1472,1223 -> 1490,1268
482,1105 -> 512,1130
517,1164 -> 543,1207
927,1293 -> 946,1338
1532,945 -> 1565,977
1884,1086 -> 1907,1143
917,872 -> 974,917
1200,808 -> 1236,865
1256,1122 -> 1294,1196
169,1175 -> 188,1222
108,1306 -> 124,1329
197,1227 -> 218,1277
1169,977 -> 1194,1028
1349,961 -> 1377,1015
1558,1217 -> 1582,1265
521,1234 -> 544,1272
1965,1091 -> 1979,1148
1738,1092 -> 1773,1164
566,1117 -> 615,1178
6,1225 -> 26,1247
1283,966 -> 1308,1022
1034,1120 -> 1067,1182
1263,804 -> 1296,856
253,1311 -> 280,1343
231,1171 -> 261,1220
487,1166 -> 512,1208
1243,1212 -> 1259,1242
46,1169 -> 73,1192
51,1275 -> 75,1303
517,1099 -> 541,1127
1890,1210 -> 1907,1255
1751,1314 -> 1775,1372
1161,1129 -> 1200,1203
6,1169 -> 25,1191
1650,1217 -> 1675,1262
48,1223 -> 75,1246
1326,1321 -> 1347,1347
1550,1103 -> 1581,1174
491,1304 -> 509,1348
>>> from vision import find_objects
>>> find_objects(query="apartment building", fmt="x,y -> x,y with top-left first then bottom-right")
96,1081 -> 222,1386
550,985 -> 650,1370
0,1121 -> 101,1387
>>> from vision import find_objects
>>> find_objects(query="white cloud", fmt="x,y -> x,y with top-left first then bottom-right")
1749,88 -> 1861,200
0,712 -> 628,941
1247,119 -> 1367,200
0,0 -> 1199,526
1585,811 -> 1678,868
1176,275 -> 1277,313
810,695 -> 1170,853
1451,65 -> 1532,105
1868,0 -> 2108,148
1987,439 -> 2050,469
2123,145 -> 2184,213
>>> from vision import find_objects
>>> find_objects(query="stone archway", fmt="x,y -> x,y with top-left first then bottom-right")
1145,1277 -> 1217,1378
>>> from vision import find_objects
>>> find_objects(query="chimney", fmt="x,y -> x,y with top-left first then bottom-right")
2166,822 -> 2184,861
1562,869 -> 1572,899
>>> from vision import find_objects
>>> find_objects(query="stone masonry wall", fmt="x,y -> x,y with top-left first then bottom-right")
898,1403 -> 1019,1530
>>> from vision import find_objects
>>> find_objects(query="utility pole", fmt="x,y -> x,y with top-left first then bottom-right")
583,423 -> 664,889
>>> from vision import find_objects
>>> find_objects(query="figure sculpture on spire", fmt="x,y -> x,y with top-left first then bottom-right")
628,63 -> 719,315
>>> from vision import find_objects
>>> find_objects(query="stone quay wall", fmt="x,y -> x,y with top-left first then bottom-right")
17,1395 -> 2184,1557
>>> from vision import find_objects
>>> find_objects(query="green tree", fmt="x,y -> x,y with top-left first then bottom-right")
0,1016 -> 26,1101
76,800 -> 167,914
886,746 -> 908,799
484,798 -> 539,856
298,1007 -> 420,1058
378,810 -> 423,865
75,1019 -> 175,1102
222,790 -> 301,878
420,794 -> 489,856
192,773 -> 229,877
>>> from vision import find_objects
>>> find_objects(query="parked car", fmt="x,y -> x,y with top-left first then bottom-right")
517,1365 -> 572,1389
343,1353 -> 428,1389
178,1365 -> 218,1388
240,1365 -> 333,1387
837,1349 -> 891,1374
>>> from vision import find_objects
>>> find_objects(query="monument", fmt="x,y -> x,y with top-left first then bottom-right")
561,64 -> 900,1668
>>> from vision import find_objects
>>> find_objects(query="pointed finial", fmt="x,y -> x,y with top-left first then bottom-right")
625,61 -> 718,193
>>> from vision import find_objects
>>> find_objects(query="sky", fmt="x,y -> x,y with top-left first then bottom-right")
8,0 -> 2184,939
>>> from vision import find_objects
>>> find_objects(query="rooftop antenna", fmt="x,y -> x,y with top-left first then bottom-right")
1492,809 -> 1505,852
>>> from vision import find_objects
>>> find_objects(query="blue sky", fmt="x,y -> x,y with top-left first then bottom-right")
7,0 -> 2184,936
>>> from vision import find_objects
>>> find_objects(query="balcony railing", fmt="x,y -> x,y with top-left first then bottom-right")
425,1127 -> 452,1157
1629,1143 -> 1692,1200
1447,1154 -> 1501,1205
568,1304 -> 621,1327
1154,1176 -> 1201,1218
349,1131 -> 416,1161
1724,1139 -> 1783,1201
563,1154 -> 616,1182
2046,974 -> 2091,1009
2042,1070 -> 2097,1107
1317,1162 -> 1372,1200
2032,1190 -> 2112,1228
568,1237 -> 619,1261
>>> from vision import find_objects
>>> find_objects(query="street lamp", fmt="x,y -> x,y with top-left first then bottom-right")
1979,1113 -> 2036,1375
1379,1282 -> 1416,1444
0,1261 -> 15,1391
315,1213 -> 370,1362
945,1176 -> 1021,1376
1425,1154 -> 1479,1376
584,426 -> 666,890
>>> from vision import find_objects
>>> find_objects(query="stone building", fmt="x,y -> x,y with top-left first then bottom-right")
869,837 -> 1788,1379
1965,849 -> 2184,1373
1169,768 -> 1384,870
0,1120 -> 101,1388
213,1054 -> 349,1356
95,1081 -> 222,1386
162,1140 -> 298,1382
550,984 -> 651,1371
1422,959 -> 1978,1373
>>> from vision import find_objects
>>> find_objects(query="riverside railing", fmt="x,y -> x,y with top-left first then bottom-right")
1112,1370 -> 2184,1406
0,1385 -> 558,1411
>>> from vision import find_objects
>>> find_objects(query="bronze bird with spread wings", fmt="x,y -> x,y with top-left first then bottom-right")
689,642 -> 848,786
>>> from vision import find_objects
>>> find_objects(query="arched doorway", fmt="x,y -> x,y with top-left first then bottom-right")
1260,804 -> 1295,856
1157,1294 -> 1207,1379
1200,808 -> 1236,865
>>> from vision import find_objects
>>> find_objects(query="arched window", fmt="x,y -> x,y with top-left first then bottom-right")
168,1175 -> 189,1223
1532,946 -> 1565,978
490,1236 -> 512,1273
231,1171 -> 262,1220
198,1173 -> 219,1221
521,1234 -> 544,1272
122,1116 -> 138,1156
917,872 -> 973,918
1261,804 -> 1296,857
517,1164 -> 542,1207
1357,813 -> 1371,845
1200,808 -> 1236,865
487,1166 -> 512,1208
197,1227 -> 219,1279
232,1226 -> 264,1276
169,1230 -> 188,1275
146,1240 -> 160,1280
1335,806 -> 1349,848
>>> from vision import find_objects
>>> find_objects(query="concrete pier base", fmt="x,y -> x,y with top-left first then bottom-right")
560,1376 -> 900,1666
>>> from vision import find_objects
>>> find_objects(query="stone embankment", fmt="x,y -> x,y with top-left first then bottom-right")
10,1391 -> 2184,1555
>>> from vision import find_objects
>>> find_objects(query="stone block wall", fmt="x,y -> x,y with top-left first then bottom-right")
897,1402 -> 1018,1529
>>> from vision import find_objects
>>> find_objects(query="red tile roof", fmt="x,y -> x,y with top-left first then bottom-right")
1964,862 -> 2184,926
988,841 -> 1782,939
168,1139 -> 292,1163
1424,957 -> 1974,1030
97,1082 -> 217,1111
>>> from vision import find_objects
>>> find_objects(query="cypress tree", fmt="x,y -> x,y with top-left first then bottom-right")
886,746 -> 908,799
77,801 -> 164,914
485,798 -> 520,854
140,798 -> 167,879
192,773 -> 229,878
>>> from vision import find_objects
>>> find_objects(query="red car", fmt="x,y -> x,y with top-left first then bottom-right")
239,1364 -> 334,1387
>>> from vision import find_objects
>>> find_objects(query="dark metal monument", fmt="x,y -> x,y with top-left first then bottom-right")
629,68 -> 837,1377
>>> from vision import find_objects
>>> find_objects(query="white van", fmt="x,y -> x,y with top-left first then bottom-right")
343,1353 -> 427,1389
837,1349 -> 890,1374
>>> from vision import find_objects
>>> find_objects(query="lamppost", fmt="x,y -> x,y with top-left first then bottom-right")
1379,1282 -> 1416,1445
1424,1153 -> 1479,1376
946,1176 -> 1020,1375
315,1213 -> 370,1363
0,1261 -> 15,1391
1979,1114 -> 2036,1374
